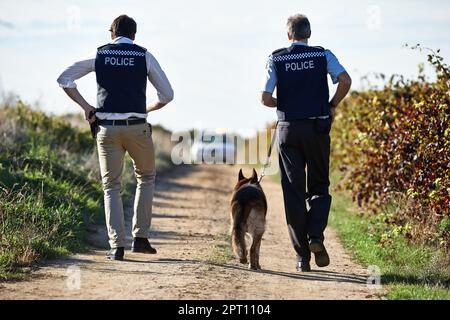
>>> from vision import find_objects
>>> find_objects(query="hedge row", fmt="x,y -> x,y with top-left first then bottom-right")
331,48 -> 449,248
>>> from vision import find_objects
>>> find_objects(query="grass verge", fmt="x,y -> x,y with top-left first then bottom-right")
208,232 -> 234,265
0,103 -> 103,280
329,175 -> 450,300
265,167 -> 449,299
0,102 -> 174,280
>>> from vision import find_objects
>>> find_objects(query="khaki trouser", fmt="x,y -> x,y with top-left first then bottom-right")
96,122 -> 156,248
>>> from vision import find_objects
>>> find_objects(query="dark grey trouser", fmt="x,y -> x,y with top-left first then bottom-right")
277,119 -> 332,262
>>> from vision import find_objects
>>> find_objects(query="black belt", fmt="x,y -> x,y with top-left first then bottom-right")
98,118 -> 147,126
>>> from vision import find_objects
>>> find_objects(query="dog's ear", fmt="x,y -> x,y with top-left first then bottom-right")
238,169 -> 245,181
251,168 -> 258,183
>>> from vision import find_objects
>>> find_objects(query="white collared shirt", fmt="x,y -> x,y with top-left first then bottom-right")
57,37 -> 174,120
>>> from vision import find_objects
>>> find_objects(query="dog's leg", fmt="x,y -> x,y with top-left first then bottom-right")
231,225 -> 247,264
256,215 -> 266,270
231,203 -> 248,264
232,228 -> 248,264
255,232 -> 263,270
249,232 -> 263,270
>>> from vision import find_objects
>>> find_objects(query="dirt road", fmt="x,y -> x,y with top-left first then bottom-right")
0,165 -> 382,299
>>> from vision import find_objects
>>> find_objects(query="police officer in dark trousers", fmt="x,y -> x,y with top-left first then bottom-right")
261,14 -> 351,271
57,15 -> 174,260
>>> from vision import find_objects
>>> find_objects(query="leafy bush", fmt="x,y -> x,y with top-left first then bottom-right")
331,47 -> 449,248
0,102 -> 103,279
0,101 -> 175,279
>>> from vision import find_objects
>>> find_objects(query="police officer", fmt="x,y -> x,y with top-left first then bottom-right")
261,14 -> 351,272
57,15 -> 174,261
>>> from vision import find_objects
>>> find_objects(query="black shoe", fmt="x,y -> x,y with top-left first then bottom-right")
309,239 -> 330,267
131,237 -> 157,254
106,247 -> 124,261
296,260 -> 311,272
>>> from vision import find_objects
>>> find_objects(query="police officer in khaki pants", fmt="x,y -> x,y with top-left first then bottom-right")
57,15 -> 174,260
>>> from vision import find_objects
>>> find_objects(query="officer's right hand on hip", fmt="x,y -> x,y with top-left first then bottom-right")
84,105 -> 97,124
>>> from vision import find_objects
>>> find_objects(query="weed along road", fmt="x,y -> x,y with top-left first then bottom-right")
0,165 -> 381,299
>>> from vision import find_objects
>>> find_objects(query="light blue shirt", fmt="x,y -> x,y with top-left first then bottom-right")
262,41 -> 346,94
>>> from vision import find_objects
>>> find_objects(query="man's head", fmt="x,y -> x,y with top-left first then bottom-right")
286,14 -> 311,41
109,15 -> 137,40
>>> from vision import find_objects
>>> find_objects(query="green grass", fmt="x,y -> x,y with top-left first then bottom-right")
0,102 -> 174,281
329,175 -> 450,300
0,104 -> 103,280
0,165 -> 101,281
265,168 -> 449,299
208,232 -> 234,265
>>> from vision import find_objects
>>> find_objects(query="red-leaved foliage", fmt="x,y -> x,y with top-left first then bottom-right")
332,47 -> 449,247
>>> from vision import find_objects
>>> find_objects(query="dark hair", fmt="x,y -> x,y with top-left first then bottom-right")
287,14 -> 311,40
109,15 -> 137,39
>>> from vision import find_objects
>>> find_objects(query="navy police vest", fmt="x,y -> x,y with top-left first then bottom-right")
95,43 -> 147,114
272,45 -> 329,120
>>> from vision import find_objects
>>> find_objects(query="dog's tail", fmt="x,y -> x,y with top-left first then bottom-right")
231,202 -> 249,263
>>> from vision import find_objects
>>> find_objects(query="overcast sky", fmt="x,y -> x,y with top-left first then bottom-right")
0,0 -> 449,135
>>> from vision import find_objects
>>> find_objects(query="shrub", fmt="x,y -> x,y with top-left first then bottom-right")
0,101 -> 175,279
0,102 -> 102,279
331,47 -> 449,248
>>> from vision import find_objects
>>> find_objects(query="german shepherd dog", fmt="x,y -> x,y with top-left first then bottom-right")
230,168 -> 267,270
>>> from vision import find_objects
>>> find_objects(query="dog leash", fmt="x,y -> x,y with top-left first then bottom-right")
258,121 -> 278,183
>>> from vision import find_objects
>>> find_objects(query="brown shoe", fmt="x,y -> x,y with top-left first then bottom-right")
309,239 -> 330,267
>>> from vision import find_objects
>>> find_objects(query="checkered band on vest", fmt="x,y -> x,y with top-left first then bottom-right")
97,50 -> 146,56
272,51 -> 325,62
273,46 -> 329,120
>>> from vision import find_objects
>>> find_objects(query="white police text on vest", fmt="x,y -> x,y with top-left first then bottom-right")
285,60 -> 314,72
104,57 -> 135,66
